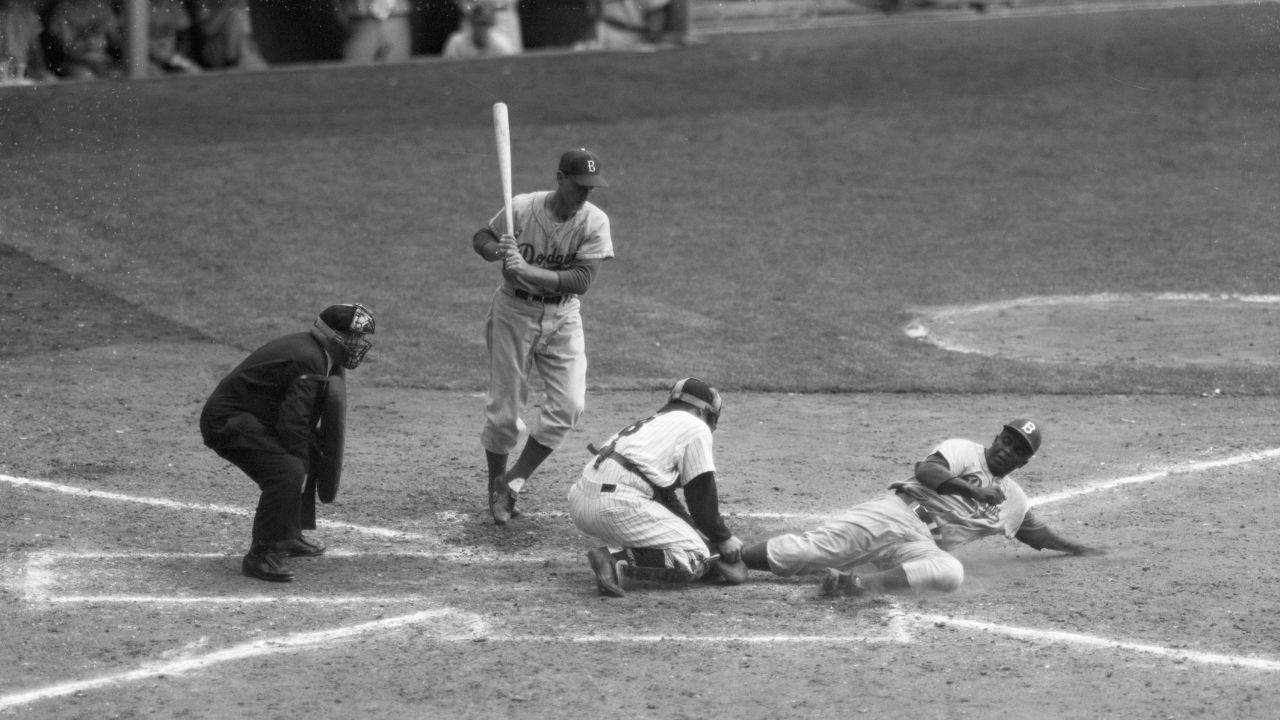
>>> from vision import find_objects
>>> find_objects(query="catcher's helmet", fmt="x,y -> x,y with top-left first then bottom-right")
1002,418 -> 1042,454
317,303 -> 376,369
669,377 -> 722,431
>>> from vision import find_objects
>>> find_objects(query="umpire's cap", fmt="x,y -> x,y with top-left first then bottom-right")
320,303 -> 376,335
317,303 -> 376,370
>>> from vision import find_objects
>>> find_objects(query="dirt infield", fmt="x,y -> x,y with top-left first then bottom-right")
4,333 -> 1280,717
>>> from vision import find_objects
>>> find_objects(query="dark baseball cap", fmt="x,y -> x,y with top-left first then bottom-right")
319,303 -> 376,334
558,148 -> 608,187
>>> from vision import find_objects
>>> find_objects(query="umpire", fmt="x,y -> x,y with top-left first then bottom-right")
200,303 -> 376,582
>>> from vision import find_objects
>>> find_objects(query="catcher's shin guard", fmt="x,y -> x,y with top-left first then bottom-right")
619,562 -> 698,586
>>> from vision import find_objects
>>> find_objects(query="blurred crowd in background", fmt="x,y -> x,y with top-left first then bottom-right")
0,0 -> 697,84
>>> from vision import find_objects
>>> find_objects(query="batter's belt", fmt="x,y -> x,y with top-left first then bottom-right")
895,491 -> 942,536
511,288 -> 571,304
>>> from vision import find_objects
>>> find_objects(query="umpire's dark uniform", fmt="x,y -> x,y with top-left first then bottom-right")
200,304 -> 374,582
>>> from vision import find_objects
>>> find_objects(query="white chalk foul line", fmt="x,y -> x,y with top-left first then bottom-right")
910,613 -> 1280,672
0,474 -> 432,542
1030,447 -> 1280,507
13,445 -> 1278,534
509,632 -> 905,644
40,595 -> 429,604
0,608 -> 489,712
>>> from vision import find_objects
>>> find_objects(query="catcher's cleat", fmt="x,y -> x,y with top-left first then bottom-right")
819,569 -> 864,598
275,536 -> 326,557
242,550 -> 295,582
587,547 -> 625,597
489,489 -> 514,526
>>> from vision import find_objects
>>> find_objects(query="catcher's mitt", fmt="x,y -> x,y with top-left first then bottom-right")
713,557 -> 749,585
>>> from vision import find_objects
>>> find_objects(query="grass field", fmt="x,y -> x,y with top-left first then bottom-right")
3,1 -> 1278,393
3,3 -> 1280,719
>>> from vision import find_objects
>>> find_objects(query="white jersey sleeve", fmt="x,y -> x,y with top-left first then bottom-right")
890,437 -> 1029,551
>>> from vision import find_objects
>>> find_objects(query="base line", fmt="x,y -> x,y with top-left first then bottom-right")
40,595 -> 429,604
517,633 -> 905,644
1030,447 -> 1280,506
10,447 -> 1280,538
0,473 -> 439,541
910,613 -> 1280,672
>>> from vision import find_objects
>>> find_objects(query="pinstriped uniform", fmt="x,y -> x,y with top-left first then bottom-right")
567,410 -> 715,575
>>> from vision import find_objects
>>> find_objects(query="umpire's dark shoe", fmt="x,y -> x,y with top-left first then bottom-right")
242,550 -> 295,582
587,547 -> 625,598
275,536 -> 326,557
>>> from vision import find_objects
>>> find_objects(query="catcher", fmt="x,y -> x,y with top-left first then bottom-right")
740,419 -> 1106,596
567,378 -> 746,597
200,303 -> 375,583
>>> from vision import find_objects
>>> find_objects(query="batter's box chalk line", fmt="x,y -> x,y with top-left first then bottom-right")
0,608 -> 490,713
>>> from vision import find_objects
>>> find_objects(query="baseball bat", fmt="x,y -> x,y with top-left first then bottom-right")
493,102 -> 514,239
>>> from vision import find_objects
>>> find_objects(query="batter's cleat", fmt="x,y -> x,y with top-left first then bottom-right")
588,547 -> 625,597
242,550 -> 295,582
275,536 -> 325,557
819,569 -> 864,598
489,489 -> 514,526
505,477 -> 526,519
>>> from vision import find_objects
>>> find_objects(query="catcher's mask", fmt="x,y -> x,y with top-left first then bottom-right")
669,377 -> 722,431
316,303 -> 376,369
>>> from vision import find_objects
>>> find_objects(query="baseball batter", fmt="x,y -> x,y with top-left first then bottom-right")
567,378 -> 745,597
740,419 -> 1106,596
473,148 -> 614,526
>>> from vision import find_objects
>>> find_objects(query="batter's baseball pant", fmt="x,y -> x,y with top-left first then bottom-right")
481,289 -> 586,454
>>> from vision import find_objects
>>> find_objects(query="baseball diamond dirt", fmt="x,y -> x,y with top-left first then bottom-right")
3,1 -> 1280,719
4,248 -> 1280,718
3,336 -> 1280,718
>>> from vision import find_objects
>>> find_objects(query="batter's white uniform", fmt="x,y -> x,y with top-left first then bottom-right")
481,190 -> 613,456
766,438 -> 1030,592
567,410 -> 716,577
